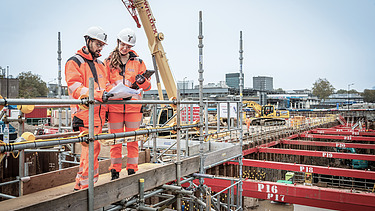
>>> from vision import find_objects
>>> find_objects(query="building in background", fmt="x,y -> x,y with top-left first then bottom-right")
47,83 -> 68,98
0,78 -> 19,98
253,76 -> 273,91
225,73 -> 244,89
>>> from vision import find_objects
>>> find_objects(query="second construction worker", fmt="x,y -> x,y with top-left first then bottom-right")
106,28 -> 152,180
65,26 -> 112,190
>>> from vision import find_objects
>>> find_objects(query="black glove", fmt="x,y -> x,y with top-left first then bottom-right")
135,74 -> 146,85
102,91 -> 114,102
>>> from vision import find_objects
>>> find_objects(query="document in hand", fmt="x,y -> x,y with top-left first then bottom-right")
108,83 -> 142,99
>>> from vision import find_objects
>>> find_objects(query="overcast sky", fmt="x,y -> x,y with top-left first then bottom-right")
1,0 -> 374,92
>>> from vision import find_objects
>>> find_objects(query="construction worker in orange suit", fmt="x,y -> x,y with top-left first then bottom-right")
105,28 -> 151,180
65,26 -> 113,190
245,116 -> 251,133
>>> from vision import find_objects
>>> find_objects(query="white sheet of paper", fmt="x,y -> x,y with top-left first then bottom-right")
108,83 -> 141,99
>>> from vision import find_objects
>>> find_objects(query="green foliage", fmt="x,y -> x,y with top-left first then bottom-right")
18,71 -> 48,98
312,78 -> 335,101
275,88 -> 285,93
362,89 -> 375,103
336,89 -> 347,94
337,89 -> 358,94
348,89 -> 358,94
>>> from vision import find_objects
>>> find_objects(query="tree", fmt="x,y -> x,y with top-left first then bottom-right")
362,89 -> 375,103
18,71 -> 48,98
348,89 -> 358,94
312,78 -> 335,101
275,88 -> 285,93
336,89 -> 347,94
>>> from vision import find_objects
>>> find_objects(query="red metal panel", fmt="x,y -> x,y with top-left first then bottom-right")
281,139 -> 375,150
258,147 -> 375,161
228,159 -> 375,180
310,129 -> 375,136
24,108 -> 48,118
299,133 -> 375,142
201,178 -> 375,211
242,140 -> 280,156
315,127 -> 372,132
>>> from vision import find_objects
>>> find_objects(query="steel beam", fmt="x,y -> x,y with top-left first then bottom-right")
281,139 -> 375,150
242,140 -> 280,156
201,178 -> 375,211
258,147 -> 375,161
299,133 -> 375,142
228,159 -> 375,180
310,129 -> 375,136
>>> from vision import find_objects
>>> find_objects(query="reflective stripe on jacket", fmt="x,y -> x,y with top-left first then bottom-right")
65,46 -> 109,127
106,50 -> 151,113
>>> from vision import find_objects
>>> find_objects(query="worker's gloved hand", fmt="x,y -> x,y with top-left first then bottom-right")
102,91 -> 114,102
135,74 -> 145,85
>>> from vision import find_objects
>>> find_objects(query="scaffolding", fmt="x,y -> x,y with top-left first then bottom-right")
0,12 -> 246,210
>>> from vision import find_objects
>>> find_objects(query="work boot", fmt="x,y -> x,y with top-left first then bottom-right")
111,169 -> 119,180
127,169 -> 135,175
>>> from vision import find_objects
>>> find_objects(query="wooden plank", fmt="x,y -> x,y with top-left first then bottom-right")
23,151 -> 146,195
0,156 -> 200,211
204,145 -> 242,168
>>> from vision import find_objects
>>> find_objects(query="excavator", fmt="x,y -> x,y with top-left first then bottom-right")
121,0 -> 176,126
243,101 -> 289,126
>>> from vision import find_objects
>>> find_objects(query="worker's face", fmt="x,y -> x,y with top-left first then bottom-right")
88,39 -> 105,58
118,41 -> 133,55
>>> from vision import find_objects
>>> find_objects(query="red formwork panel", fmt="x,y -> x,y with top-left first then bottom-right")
228,159 -> 375,180
24,108 -> 48,118
200,178 -> 375,211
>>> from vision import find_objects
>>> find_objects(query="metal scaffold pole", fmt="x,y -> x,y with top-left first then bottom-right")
198,10 -> 205,210
57,32 -> 63,170
238,30 -> 244,210
88,78 -> 95,211
176,89 -> 182,210
18,110 -> 24,196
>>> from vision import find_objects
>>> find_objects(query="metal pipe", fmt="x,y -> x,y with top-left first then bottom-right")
204,154 -> 242,170
0,193 -> 16,199
211,180 -> 241,198
0,179 -> 19,187
24,149 -> 60,153
205,102 -> 209,148
198,11 -> 205,209
156,141 -> 177,159
176,89 -> 182,210
217,103 -> 220,134
88,78 -> 94,211
139,179 -> 145,207
238,30 -> 244,210
18,110 -> 25,196
152,196 -> 176,208
1,124 -> 199,153
152,97 -> 157,163
138,206 -> 158,211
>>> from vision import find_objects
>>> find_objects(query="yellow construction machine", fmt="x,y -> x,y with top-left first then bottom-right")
122,0 -> 177,125
243,101 -> 289,126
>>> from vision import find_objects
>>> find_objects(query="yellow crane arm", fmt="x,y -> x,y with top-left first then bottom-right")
243,101 -> 262,117
133,0 -> 177,100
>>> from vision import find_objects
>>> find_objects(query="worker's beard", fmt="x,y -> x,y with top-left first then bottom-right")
89,47 -> 100,58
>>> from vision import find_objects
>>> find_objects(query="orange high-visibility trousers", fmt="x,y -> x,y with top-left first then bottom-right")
74,126 -> 102,190
108,112 -> 142,172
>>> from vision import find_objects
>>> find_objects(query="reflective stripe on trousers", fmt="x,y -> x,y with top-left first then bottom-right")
75,126 -> 102,190
108,112 -> 142,172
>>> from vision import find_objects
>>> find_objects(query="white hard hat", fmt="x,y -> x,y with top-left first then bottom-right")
117,28 -> 136,46
84,26 -> 108,44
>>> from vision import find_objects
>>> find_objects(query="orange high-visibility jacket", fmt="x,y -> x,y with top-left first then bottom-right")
65,46 -> 109,128
106,50 -> 151,113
